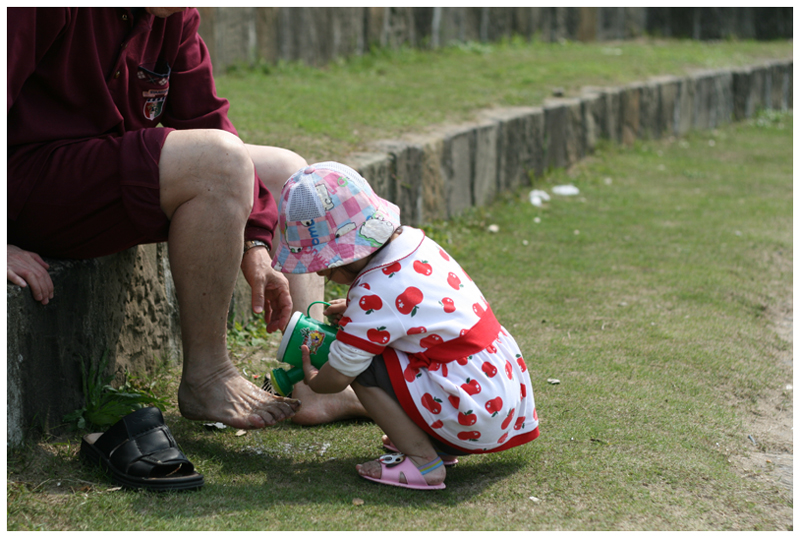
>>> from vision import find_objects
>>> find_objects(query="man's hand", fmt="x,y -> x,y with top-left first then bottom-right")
7,245 -> 53,305
241,246 -> 292,333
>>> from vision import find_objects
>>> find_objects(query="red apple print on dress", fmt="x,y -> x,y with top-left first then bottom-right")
456,356 -> 470,366
461,378 -> 481,395
485,397 -> 503,417
339,316 -> 352,328
472,302 -> 485,317
438,248 -> 450,261
382,262 -> 401,277
505,361 -> 513,379
430,420 -> 443,429
457,410 -> 477,426
513,416 -> 525,430
457,430 -> 481,441
460,328 -> 468,337
447,272 -> 463,290
533,408 -> 538,421
428,362 -> 441,372
404,364 -> 420,382
421,393 -> 442,414
413,260 -> 432,276
448,395 -> 460,409
359,294 -> 382,314
501,408 -> 515,430
359,283 -> 371,290
516,354 -> 527,372
367,327 -> 390,345
419,334 -> 443,349
520,383 -> 527,398
407,326 -> 427,335
497,432 -> 509,444
482,362 -> 497,378
440,297 -> 456,313
396,287 -> 423,316
487,344 -> 497,354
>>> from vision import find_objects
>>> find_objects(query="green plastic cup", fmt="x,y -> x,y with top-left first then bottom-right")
270,301 -> 337,396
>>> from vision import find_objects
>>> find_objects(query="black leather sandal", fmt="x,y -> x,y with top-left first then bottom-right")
80,406 -> 204,492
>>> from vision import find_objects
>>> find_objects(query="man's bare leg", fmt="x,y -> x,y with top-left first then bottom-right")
244,143 -> 369,424
159,129 -> 300,429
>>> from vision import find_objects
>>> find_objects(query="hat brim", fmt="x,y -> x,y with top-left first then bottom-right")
272,199 -> 401,274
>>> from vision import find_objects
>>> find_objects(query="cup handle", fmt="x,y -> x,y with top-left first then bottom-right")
307,301 -> 332,318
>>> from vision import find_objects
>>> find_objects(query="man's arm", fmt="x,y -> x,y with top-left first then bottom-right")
7,7 -> 70,113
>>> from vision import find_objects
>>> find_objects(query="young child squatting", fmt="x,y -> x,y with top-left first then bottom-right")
271,162 -> 539,490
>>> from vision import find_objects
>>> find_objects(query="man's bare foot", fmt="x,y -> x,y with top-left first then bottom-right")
356,455 -> 446,486
289,382 -> 369,426
178,364 -> 301,429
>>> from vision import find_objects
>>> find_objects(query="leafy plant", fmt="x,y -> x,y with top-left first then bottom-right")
228,316 -> 271,348
63,351 -> 169,430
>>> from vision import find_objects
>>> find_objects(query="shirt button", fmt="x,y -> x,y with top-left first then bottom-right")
122,14 -> 128,21
114,71 -> 121,79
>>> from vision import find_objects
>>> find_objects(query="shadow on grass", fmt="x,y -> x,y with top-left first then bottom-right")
120,426 -> 531,515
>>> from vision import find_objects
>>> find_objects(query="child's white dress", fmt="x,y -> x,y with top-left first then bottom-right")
328,226 -> 539,453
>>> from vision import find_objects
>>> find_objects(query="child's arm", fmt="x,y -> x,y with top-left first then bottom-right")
301,344 -> 355,393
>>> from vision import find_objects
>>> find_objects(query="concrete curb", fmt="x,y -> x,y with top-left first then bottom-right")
7,58 -> 792,447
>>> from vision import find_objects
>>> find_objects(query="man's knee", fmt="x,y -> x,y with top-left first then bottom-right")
160,129 -> 255,219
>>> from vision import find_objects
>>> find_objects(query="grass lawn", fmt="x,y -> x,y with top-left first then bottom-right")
217,37 -> 792,161
6,38 -> 792,530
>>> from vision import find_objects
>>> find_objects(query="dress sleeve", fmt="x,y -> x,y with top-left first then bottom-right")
335,280 -> 406,355
326,340 -> 376,377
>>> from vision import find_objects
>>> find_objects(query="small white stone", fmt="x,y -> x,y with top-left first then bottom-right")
487,224 -> 500,233
534,217 -> 541,224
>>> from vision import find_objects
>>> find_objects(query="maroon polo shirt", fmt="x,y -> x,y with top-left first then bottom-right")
7,7 -> 277,247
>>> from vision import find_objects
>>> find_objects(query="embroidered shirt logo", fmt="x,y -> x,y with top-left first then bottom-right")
142,88 -> 168,121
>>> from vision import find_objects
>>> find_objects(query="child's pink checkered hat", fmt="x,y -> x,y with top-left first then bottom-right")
271,162 -> 401,274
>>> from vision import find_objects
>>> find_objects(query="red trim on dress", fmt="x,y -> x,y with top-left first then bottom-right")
406,306 -> 501,368
383,347 -> 539,455
335,330 -> 386,355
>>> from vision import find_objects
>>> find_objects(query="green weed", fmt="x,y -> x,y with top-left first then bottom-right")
62,351 -> 169,430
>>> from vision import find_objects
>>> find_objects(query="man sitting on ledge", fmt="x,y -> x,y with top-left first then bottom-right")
6,7 -> 367,429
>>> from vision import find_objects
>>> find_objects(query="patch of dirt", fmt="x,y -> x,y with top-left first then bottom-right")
729,291 -> 793,501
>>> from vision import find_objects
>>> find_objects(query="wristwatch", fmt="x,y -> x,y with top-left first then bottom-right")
244,239 -> 268,253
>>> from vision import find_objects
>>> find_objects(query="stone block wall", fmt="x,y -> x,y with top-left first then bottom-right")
7,58 -> 792,447
196,7 -> 792,73
7,244 -> 181,447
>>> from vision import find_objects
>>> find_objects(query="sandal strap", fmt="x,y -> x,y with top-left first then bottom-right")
93,407 -> 193,479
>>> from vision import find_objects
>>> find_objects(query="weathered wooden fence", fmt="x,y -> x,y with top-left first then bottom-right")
197,7 -> 793,73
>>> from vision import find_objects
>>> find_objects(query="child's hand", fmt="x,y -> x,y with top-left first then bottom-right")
323,298 -> 348,325
300,344 -> 319,385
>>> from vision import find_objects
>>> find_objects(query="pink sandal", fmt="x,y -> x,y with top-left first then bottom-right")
360,453 -> 446,490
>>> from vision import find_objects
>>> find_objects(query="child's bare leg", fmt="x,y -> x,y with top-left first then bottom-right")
352,382 -> 445,486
